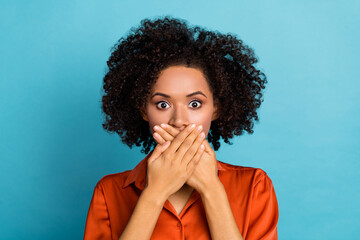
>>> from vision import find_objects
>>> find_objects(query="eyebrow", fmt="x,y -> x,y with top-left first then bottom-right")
151,91 -> 207,99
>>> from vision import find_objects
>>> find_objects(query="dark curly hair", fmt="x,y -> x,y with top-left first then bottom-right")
102,16 -> 267,154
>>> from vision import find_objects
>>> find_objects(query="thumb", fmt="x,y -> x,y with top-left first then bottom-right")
148,141 -> 171,163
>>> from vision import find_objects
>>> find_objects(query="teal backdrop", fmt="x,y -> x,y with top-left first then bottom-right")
1,0 -> 359,239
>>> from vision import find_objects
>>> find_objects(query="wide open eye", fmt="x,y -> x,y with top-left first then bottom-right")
189,100 -> 202,109
156,101 -> 170,109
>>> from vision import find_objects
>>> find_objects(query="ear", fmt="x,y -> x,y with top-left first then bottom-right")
140,107 -> 149,122
211,100 -> 220,121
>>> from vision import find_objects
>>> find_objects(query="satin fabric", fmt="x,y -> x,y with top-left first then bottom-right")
84,152 -> 278,240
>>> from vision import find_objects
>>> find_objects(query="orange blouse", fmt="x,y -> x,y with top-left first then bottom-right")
84,153 -> 279,240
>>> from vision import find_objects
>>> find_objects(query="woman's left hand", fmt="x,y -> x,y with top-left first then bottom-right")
152,124 -> 219,195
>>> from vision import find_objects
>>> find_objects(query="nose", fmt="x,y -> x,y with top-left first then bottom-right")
168,105 -> 189,130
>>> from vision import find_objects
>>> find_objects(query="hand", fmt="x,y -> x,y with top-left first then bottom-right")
153,124 -> 219,195
146,124 -> 206,201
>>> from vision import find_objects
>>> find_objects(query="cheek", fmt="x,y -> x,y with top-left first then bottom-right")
201,119 -> 212,138
189,112 -> 214,137
146,111 -> 168,135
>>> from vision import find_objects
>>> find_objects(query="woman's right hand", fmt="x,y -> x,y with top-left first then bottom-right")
145,124 -> 205,201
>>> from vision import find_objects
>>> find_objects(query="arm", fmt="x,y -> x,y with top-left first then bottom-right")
118,187 -> 167,240
84,183 -> 112,240
193,139 -> 243,239
246,171 -> 278,240
199,178 -> 244,240
83,180 -> 168,240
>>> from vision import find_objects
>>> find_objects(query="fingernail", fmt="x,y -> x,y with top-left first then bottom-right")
153,125 -> 160,131
160,123 -> 166,128
197,125 -> 203,132
200,144 -> 205,149
190,124 -> 196,129
199,132 -> 205,138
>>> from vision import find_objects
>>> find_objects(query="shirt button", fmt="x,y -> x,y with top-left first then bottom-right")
177,222 -> 182,227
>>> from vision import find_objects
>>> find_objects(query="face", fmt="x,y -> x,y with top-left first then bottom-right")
141,65 -> 219,138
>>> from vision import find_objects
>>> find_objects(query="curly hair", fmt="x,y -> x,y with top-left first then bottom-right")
101,16 -> 267,154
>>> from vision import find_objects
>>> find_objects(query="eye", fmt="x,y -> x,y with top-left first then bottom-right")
189,100 -> 202,109
156,101 -> 170,109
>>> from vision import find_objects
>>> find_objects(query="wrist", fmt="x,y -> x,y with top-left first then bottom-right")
198,177 -> 223,198
142,186 -> 168,206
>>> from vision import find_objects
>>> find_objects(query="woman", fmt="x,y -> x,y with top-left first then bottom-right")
84,17 -> 278,240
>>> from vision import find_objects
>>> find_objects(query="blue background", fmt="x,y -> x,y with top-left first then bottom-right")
1,0 -> 359,239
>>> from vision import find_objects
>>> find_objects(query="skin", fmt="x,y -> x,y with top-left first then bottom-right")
119,66 -> 243,240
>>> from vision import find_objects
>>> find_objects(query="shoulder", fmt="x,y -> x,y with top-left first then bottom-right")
94,170 -> 132,190
217,160 -> 273,187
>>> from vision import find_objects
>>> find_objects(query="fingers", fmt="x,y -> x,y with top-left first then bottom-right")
152,123 -> 206,173
174,125 -> 204,162
163,124 -> 197,155
152,124 -> 181,144
186,142 -> 205,175
153,132 -> 166,145
180,128 -> 205,166
153,125 -> 174,142
160,124 -> 180,137
148,141 -> 170,163
202,139 -> 215,156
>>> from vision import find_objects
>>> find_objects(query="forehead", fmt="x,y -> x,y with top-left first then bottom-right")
151,66 -> 212,95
